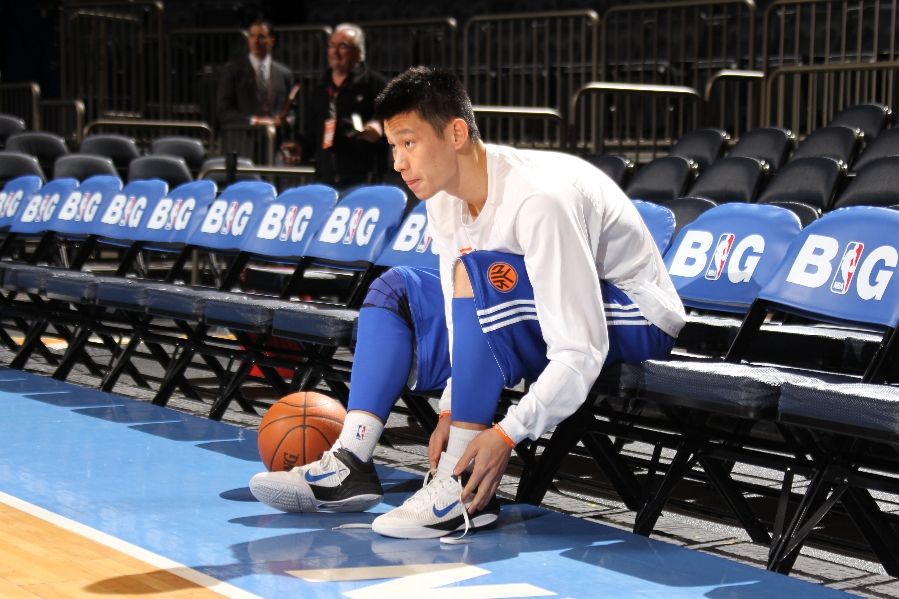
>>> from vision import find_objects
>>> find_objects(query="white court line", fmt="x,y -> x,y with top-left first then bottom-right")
0,491 -> 260,599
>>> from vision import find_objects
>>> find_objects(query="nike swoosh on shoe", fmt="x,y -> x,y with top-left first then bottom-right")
432,501 -> 459,518
304,470 -> 337,483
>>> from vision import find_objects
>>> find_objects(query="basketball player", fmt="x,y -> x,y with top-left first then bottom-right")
249,66 -> 686,540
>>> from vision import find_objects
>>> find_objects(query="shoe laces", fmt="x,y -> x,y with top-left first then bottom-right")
295,441 -> 343,476
402,470 -> 472,545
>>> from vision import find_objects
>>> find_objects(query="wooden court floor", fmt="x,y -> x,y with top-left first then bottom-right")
0,502 -> 224,598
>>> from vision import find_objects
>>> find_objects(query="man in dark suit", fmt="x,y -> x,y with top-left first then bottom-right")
216,20 -> 295,130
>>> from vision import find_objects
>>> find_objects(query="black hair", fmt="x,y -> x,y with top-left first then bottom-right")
248,20 -> 274,36
375,66 -> 480,141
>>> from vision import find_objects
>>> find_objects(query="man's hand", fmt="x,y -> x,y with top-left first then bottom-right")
454,428 -> 513,513
250,115 -> 284,127
356,121 -> 383,143
428,414 -> 451,469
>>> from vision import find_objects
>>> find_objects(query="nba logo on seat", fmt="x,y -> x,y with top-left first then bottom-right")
415,231 -> 432,253
221,201 -> 239,234
830,241 -> 864,294
279,206 -> 299,241
343,207 -> 364,244
166,199 -> 183,230
705,233 -> 735,280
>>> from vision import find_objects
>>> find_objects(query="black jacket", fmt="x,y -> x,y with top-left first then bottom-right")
297,64 -> 388,188
216,56 -> 295,129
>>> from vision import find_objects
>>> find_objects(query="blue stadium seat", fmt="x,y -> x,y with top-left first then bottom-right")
664,203 -> 802,314
375,200 -> 439,269
42,179 -> 219,389
632,207 -> 899,556
632,200 -> 676,254
662,196 -> 717,241
0,175 -> 43,232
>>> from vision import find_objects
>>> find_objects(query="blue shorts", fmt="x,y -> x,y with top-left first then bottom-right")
391,251 -> 675,391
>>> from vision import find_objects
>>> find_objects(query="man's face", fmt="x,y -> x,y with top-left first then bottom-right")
385,111 -> 457,200
248,24 -> 274,59
328,29 -> 360,74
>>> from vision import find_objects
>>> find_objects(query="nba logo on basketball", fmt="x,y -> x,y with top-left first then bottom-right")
705,233 -> 735,280
355,425 -> 366,440
830,241 -> 864,294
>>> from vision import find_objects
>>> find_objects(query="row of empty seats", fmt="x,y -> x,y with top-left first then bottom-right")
0,171 -> 896,576
0,126 -> 257,187
584,104 -> 899,230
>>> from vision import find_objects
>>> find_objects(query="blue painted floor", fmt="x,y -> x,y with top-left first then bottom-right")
0,369 -> 849,598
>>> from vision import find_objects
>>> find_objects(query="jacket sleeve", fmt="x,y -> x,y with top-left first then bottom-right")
215,62 -> 248,128
496,192 -> 607,442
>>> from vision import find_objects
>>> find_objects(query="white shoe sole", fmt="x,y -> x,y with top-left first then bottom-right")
249,474 -> 382,513
371,510 -> 499,539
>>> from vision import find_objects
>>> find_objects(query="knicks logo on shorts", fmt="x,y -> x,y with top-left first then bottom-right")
488,262 -> 518,292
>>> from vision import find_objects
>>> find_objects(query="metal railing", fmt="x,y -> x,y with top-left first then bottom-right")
569,81 -> 703,162
764,60 -> 899,138
198,164 -> 317,190
704,69 -> 765,138
473,105 -> 565,149
166,27 -> 246,123
60,0 -> 165,122
601,0 -> 756,138
358,17 -> 458,79
84,118 -> 215,152
272,26 -> 332,136
602,0 -> 757,84
0,82 -> 41,129
218,124 -> 278,165
763,0 -> 899,72
41,99 -> 86,147
464,10 -> 599,148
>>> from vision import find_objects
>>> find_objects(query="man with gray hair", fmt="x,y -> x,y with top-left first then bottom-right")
281,23 -> 388,188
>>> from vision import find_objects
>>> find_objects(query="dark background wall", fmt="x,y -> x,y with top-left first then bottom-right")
0,0 -> 779,99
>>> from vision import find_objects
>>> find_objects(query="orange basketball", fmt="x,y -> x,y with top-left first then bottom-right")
257,392 -> 347,472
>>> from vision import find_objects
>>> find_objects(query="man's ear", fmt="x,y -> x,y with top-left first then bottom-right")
449,118 -> 469,148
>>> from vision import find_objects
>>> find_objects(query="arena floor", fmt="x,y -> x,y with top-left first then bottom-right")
0,341 -> 897,598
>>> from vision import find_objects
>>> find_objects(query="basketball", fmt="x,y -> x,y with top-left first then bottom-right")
257,392 -> 347,472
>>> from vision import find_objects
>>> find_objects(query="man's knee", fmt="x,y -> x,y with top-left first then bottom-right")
363,268 -> 413,325
453,260 -> 474,298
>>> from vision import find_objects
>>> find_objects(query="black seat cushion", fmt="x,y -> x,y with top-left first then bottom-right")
779,378 -> 899,439
271,303 -> 358,346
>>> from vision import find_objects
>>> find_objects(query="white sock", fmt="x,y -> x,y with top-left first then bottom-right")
436,426 -> 481,477
336,411 -> 384,462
